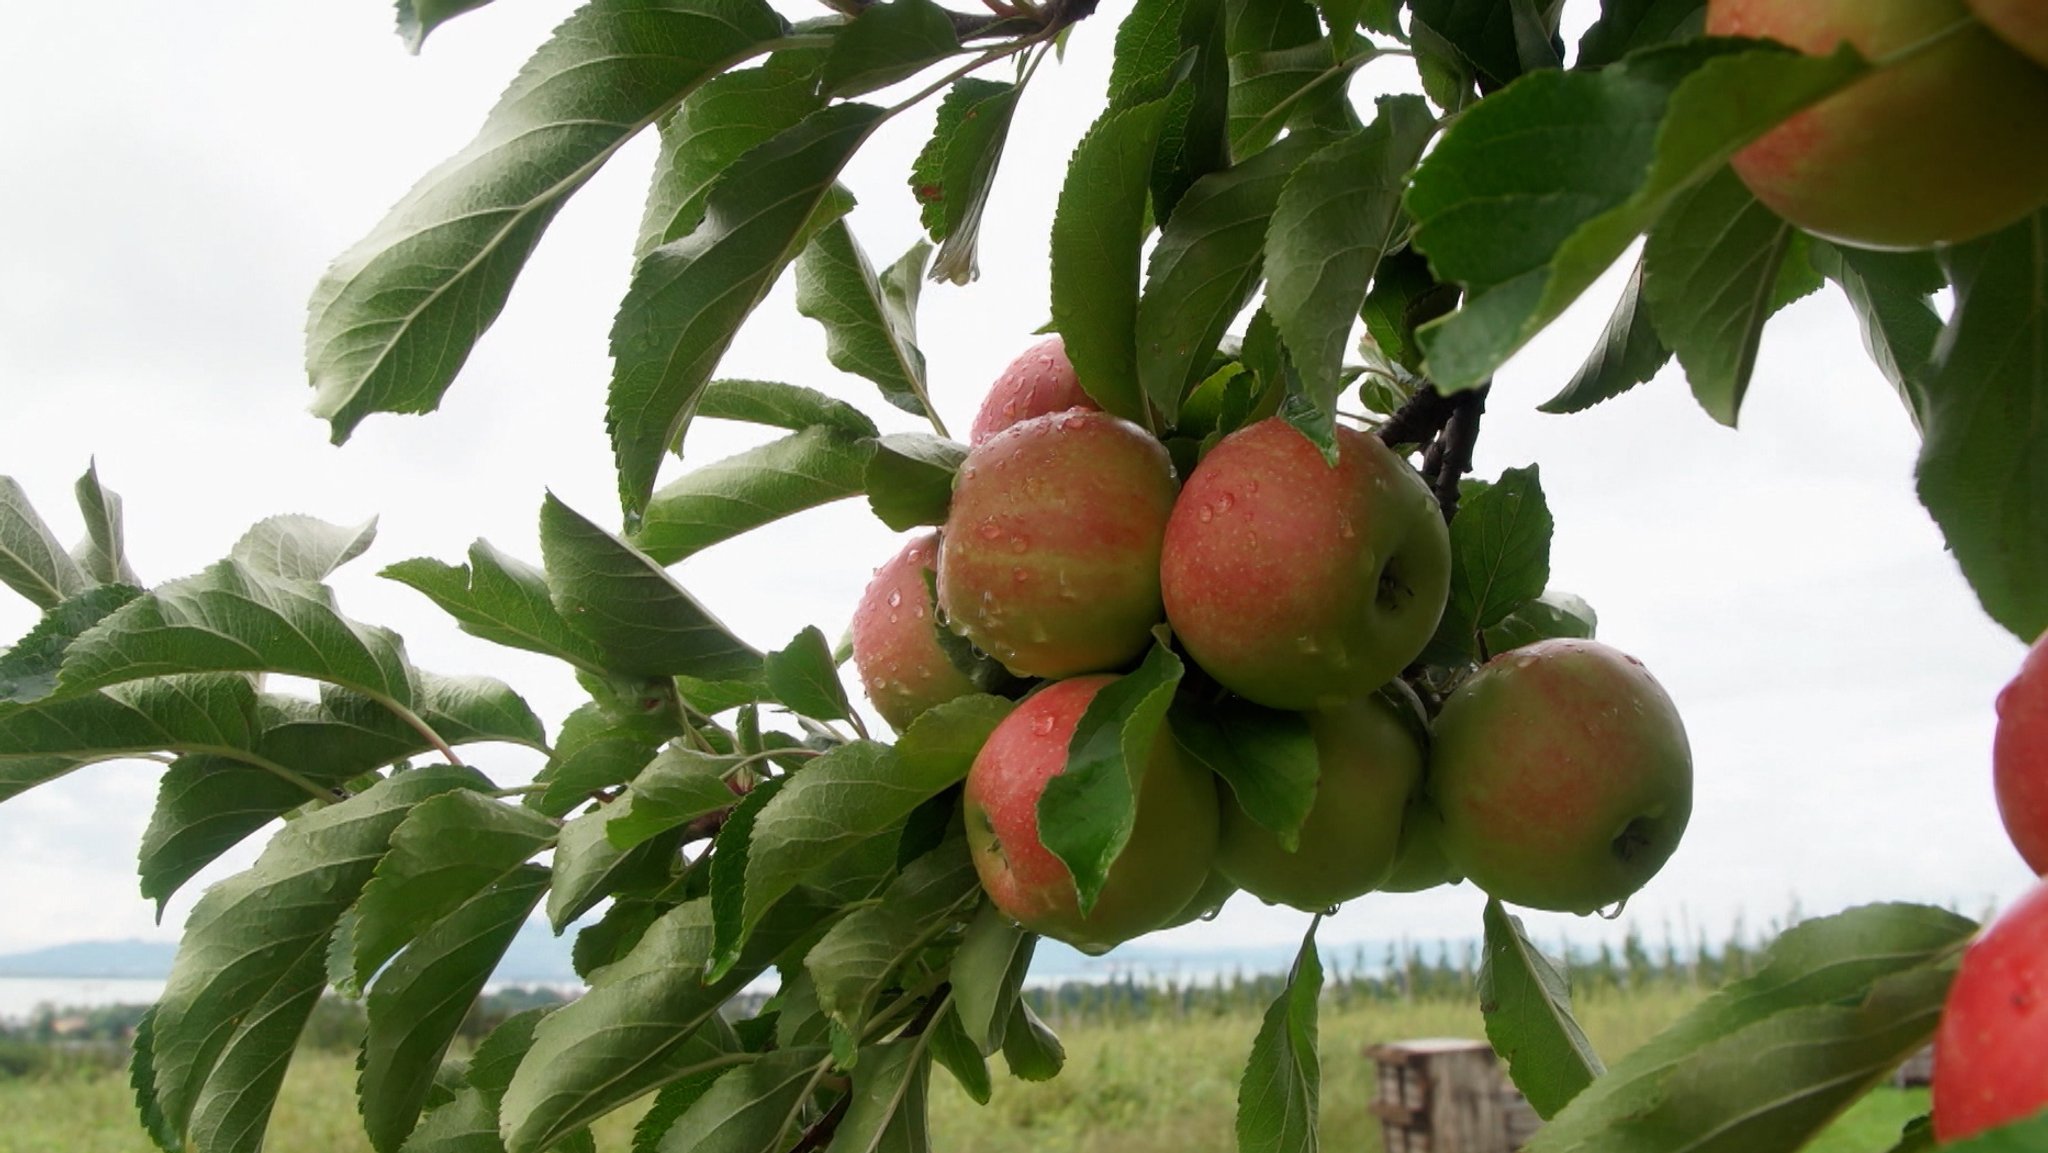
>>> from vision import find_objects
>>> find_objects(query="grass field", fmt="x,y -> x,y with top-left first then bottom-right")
0,989 -> 1926,1152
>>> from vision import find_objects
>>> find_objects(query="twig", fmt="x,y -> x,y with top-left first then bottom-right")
1377,386 -> 1460,448
789,1092 -> 853,1153
1430,384 -> 1488,523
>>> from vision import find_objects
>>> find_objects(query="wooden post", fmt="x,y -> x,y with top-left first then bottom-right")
1367,1038 -> 1541,1153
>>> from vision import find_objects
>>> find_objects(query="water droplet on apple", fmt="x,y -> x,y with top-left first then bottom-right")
1032,714 -> 1057,736
964,466 -> 979,481
887,590 -> 903,609
1213,493 -> 1234,514
1011,567 -> 1029,584
1294,635 -> 1320,655
1197,506 -> 1214,523
1338,516 -> 1355,540
978,521 -> 1003,542
1010,535 -> 1029,554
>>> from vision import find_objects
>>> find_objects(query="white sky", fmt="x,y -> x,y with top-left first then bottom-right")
0,0 -> 2034,962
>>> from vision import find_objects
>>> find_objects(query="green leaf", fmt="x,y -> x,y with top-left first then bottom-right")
1169,695 -> 1317,850
795,221 -> 940,426
1527,902 -> 1976,1153
138,676 -> 546,909
1136,133 -> 1317,425
950,902 -> 1033,1056
394,0 -> 499,53
1408,43 -> 1866,390
806,836 -> 981,1038
1236,922 -> 1322,1153
72,462 -> 139,586
1577,0 -> 1706,70
1264,96 -> 1435,417
636,51 -> 829,258
609,103 -> 882,517
863,433 -> 966,531
1149,0 -> 1232,228
608,746 -> 741,849
549,805 -> 684,932
632,1062 -> 740,1153
1541,255 -> 1670,415
909,78 -> 1024,285
184,941 -> 331,1153
536,700 -> 677,818
707,773 -> 791,976
1000,1000 -> 1064,1083
0,584 -> 144,704
652,1047 -> 826,1153
229,515 -> 378,583
540,494 -> 763,682
696,378 -> 880,437
1050,100 -> 1173,424
1410,0 -> 1528,91
1482,589 -> 1598,655
1109,0 -> 1190,109
1809,244 -> 1944,432
823,0 -> 961,96
1425,465 -> 1552,664
1480,898 -> 1602,1120
928,1003 -> 991,1105
1227,41 -> 1369,159
360,866 -> 550,1153
308,0 -> 787,443
1940,1115 -> 2048,1152
1641,166 -> 1818,426
829,1035 -> 933,1153
721,736 -> 967,974
635,427 -> 873,565
384,542 -> 612,674
350,790 -> 558,989
500,895 -> 821,1153
1915,213 -> 2048,644
766,625 -> 857,724
56,559 -> 416,705
0,756 -> 90,804
1,672 -> 260,763
147,767 -> 485,1143
1038,642 -> 1184,913
1360,246 -> 1454,375
0,476 -> 91,609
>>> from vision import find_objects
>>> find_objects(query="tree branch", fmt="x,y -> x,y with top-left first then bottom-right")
1430,384 -> 1488,523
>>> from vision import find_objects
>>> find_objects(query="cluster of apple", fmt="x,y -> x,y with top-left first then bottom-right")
1931,633 -> 2048,1142
1709,0 -> 2048,251
850,338 -> 1693,954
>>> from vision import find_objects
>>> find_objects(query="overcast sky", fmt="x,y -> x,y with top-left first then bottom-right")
0,1 -> 2034,964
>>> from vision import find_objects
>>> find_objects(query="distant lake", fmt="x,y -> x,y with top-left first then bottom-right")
0,977 -> 166,1022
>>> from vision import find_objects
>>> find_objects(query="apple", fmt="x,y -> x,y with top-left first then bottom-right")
1932,879 -> 2048,1142
1160,418 -> 1451,711
1160,868 -> 1238,929
938,410 -> 1178,679
962,675 -> 1220,952
1970,0 -> 2048,68
850,533 -> 983,733
1430,639 -> 1692,915
1215,693 -> 1423,910
968,335 -> 1098,445
1995,631 -> 2048,875
1706,0 -> 2048,249
1379,793 -> 1464,893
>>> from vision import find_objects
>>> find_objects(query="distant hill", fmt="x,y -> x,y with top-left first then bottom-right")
0,939 -> 180,979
